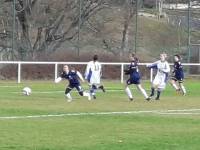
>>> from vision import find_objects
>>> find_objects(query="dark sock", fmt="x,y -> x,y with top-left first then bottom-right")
150,87 -> 155,97
90,89 -> 94,94
156,91 -> 161,99
99,85 -> 105,92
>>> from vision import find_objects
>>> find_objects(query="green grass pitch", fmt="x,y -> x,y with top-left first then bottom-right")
0,80 -> 200,150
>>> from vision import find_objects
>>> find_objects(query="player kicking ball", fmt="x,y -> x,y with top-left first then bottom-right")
55,65 -> 91,102
146,53 -> 170,100
170,54 -> 186,95
85,55 -> 105,99
124,53 -> 149,101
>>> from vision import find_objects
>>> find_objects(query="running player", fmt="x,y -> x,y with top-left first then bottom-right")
124,53 -> 149,101
55,65 -> 91,102
146,53 -> 170,100
85,55 -> 105,99
170,54 -> 186,95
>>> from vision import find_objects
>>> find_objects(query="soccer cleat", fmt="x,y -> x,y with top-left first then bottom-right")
129,98 -> 133,101
155,97 -> 160,100
99,85 -> 106,92
146,97 -> 151,101
67,99 -> 72,102
149,94 -> 154,97
176,89 -> 181,94
93,95 -> 96,99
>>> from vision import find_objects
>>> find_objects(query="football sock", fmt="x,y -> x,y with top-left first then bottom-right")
90,88 -> 95,96
138,85 -> 148,99
156,91 -> 161,100
65,93 -> 72,100
83,92 -> 91,100
150,87 -> 155,97
180,84 -> 186,95
83,92 -> 90,97
125,87 -> 133,99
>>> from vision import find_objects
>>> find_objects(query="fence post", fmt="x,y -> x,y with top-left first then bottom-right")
121,64 -> 124,83
17,62 -> 21,83
150,68 -> 153,82
55,63 -> 58,81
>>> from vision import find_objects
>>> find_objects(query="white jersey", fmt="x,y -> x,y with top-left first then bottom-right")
85,61 -> 102,84
148,60 -> 170,89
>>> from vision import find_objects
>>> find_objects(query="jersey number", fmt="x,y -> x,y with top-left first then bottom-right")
95,65 -> 99,71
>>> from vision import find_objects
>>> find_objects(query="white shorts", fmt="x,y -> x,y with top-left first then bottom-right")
152,74 -> 167,89
89,75 -> 101,85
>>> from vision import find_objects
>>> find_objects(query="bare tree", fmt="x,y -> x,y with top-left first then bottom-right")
0,0 -> 107,60
101,0 -> 136,58
121,0 -> 136,54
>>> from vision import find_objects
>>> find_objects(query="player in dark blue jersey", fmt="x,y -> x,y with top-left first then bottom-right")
55,65 -> 91,102
124,53 -> 148,101
170,54 -> 186,95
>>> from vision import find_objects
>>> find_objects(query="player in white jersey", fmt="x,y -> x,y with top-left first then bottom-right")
85,55 -> 105,99
146,53 -> 170,100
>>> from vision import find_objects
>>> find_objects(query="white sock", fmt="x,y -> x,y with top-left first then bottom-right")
137,85 -> 148,99
83,92 -> 91,100
172,83 -> 179,90
180,84 -> 186,94
83,92 -> 89,97
125,87 -> 133,99
65,93 -> 72,101
140,88 -> 148,99
91,91 -> 95,96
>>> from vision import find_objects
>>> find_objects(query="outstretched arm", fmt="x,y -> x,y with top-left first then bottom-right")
146,61 -> 158,69
77,71 -> 85,82
55,77 -> 62,83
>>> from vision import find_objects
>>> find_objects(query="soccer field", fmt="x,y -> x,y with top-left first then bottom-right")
0,80 -> 200,150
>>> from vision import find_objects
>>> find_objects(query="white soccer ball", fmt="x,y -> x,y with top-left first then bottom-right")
22,87 -> 32,96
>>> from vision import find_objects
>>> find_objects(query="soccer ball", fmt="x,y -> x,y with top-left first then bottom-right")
22,87 -> 32,96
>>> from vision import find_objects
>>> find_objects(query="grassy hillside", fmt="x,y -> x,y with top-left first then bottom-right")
73,7 -> 188,61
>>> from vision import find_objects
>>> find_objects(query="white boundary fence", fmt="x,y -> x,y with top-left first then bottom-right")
0,61 -> 199,83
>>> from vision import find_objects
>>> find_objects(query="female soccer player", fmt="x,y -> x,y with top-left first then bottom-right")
146,53 -> 170,100
170,54 -> 186,95
55,65 -> 91,102
85,55 -> 105,99
124,53 -> 149,101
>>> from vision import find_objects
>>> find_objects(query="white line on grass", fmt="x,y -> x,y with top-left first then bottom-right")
11,89 -> 126,94
0,85 -> 21,88
0,109 -> 200,120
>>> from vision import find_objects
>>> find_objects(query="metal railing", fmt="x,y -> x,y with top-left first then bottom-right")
0,61 -> 199,83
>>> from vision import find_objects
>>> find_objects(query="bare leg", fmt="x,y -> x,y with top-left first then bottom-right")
170,79 -> 179,91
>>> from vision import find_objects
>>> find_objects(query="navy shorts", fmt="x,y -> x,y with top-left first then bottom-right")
68,84 -> 83,92
171,75 -> 184,83
126,78 -> 140,85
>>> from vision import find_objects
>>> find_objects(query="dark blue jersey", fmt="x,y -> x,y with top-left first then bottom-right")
129,60 -> 140,78
126,60 -> 140,85
61,70 -> 80,86
173,61 -> 184,79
